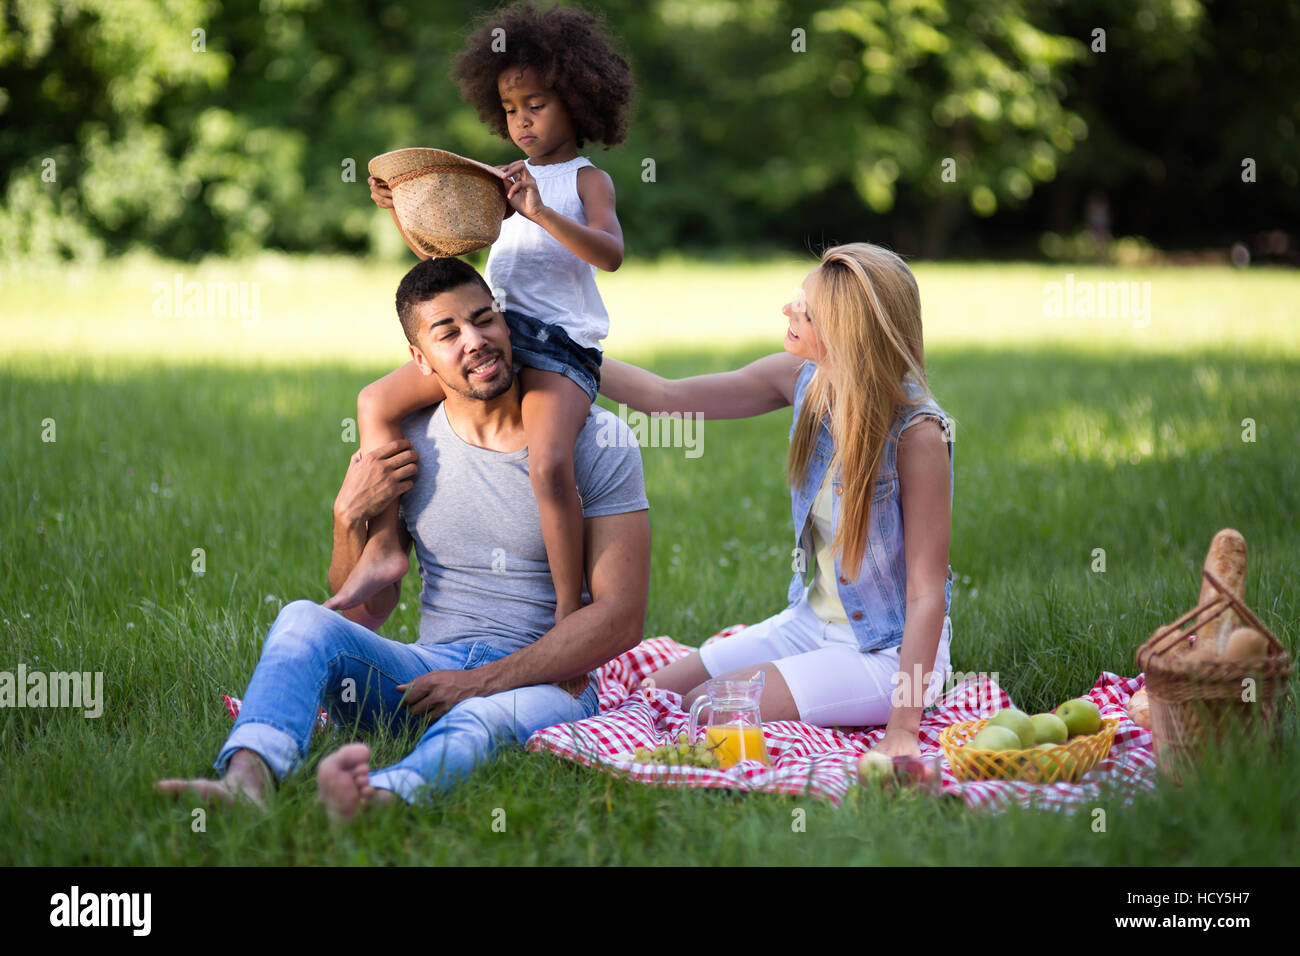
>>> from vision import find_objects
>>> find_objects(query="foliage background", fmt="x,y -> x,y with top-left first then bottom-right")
2,0 -> 1297,265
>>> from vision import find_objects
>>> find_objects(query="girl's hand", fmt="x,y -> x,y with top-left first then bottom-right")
368,177 -> 394,209
873,726 -> 922,759
500,161 -> 546,220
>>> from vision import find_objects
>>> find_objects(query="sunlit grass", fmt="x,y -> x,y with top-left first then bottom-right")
3,253 -> 1298,368
1,255 -> 1297,865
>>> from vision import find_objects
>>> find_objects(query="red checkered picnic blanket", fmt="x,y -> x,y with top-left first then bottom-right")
526,625 -> 1158,812
222,624 -> 1156,812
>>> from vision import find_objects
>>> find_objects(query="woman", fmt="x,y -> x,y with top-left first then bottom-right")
600,243 -> 954,757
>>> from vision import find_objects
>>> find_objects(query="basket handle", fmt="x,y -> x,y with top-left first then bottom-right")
1200,568 -> 1286,654
1142,568 -> 1284,660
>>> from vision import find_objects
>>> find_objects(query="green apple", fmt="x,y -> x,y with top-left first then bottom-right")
1030,712 -> 1069,745
1025,743 -> 1059,781
857,750 -> 893,785
967,725 -> 1024,751
1055,698 -> 1102,738
1057,749 -> 1080,780
987,707 -> 1036,748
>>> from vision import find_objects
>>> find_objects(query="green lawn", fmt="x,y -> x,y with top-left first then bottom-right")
1,255 -> 1297,865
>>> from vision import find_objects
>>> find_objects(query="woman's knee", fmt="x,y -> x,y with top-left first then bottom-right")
527,447 -> 576,500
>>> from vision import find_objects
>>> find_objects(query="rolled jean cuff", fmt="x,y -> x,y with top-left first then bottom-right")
215,721 -> 301,781
367,767 -> 429,805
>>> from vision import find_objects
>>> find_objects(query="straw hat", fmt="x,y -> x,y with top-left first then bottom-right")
368,147 -> 514,258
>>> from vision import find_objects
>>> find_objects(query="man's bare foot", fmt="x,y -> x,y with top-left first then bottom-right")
324,535 -> 410,611
155,749 -> 272,811
316,742 -> 396,824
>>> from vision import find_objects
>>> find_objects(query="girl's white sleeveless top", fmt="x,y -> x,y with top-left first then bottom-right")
484,155 -> 610,351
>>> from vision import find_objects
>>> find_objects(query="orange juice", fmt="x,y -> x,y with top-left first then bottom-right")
704,724 -> 770,767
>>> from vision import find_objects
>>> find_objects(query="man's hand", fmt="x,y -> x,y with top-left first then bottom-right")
334,439 -> 419,527
396,669 -> 485,723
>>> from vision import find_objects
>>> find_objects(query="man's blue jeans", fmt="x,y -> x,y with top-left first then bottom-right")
215,600 -> 600,804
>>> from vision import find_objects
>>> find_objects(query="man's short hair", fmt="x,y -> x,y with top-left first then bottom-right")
396,257 -> 492,344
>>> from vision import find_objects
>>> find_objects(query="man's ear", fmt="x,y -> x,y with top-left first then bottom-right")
409,343 -> 432,375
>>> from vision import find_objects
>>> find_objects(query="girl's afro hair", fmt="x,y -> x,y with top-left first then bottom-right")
452,1 -> 634,149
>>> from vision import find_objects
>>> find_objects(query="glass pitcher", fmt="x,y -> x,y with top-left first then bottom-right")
688,672 -> 771,768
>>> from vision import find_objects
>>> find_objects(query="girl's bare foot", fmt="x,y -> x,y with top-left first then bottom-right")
316,742 -> 396,824
324,543 -> 410,611
554,601 -> 582,626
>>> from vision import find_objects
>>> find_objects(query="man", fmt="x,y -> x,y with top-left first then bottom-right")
157,257 -> 650,820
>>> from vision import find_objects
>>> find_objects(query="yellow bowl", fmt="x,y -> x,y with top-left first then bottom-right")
939,718 -> 1119,784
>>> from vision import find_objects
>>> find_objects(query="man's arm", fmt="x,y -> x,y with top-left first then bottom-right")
398,507 -> 650,717
327,509 -> 411,630
327,441 -> 419,630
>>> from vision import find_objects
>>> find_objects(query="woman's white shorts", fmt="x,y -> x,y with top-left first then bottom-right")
697,596 -> 952,727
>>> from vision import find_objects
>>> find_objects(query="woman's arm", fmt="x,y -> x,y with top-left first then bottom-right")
600,352 -> 803,420
876,417 -> 953,756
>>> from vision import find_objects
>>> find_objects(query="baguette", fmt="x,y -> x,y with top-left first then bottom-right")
1192,528 -> 1247,656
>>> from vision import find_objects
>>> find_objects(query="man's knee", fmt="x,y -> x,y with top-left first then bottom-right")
264,600 -> 334,653
439,696 -> 522,748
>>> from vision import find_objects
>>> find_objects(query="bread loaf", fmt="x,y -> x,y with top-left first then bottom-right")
1222,627 -> 1269,662
1192,528 -> 1247,654
1127,688 -> 1151,729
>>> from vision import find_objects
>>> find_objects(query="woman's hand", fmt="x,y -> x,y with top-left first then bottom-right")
873,725 -> 922,759
368,177 -> 394,209
500,161 -> 546,220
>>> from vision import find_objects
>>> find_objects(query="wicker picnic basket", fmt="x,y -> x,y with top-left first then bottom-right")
1135,569 -> 1291,781
940,718 -> 1118,784
368,147 -> 513,258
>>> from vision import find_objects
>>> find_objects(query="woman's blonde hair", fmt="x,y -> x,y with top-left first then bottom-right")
787,242 -> 929,580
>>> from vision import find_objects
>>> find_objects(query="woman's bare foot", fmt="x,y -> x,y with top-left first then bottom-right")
155,749 -> 272,811
316,742 -> 396,824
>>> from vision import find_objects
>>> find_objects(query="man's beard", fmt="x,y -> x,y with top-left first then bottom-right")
448,350 -> 514,400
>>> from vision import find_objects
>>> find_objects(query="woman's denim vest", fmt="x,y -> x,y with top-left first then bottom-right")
786,362 -> 954,652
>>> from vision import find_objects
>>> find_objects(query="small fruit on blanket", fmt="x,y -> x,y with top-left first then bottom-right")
1223,627 -> 1269,661
633,737 -> 722,768
1126,689 -> 1151,729
967,725 -> 1024,751
1055,698 -> 1102,738
1030,713 -> 1069,745
894,756 -> 938,785
987,707 -> 1036,748
857,750 -> 893,784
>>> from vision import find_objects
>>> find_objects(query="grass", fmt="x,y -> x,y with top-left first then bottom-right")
1,254 -> 1298,865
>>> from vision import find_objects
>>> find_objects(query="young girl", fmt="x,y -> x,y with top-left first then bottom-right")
600,243 -> 955,757
327,1 -> 634,621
